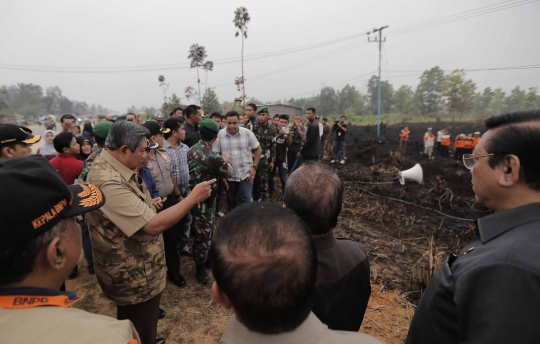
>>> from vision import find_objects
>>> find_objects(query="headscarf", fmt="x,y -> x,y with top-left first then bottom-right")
76,136 -> 91,161
39,130 -> 57,156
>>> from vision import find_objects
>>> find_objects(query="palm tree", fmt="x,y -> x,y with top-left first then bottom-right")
233,6 -> 250,109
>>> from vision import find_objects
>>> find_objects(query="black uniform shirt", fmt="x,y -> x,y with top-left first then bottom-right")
407,202 -> 540,344
183,122 -> 200,148
312,232 -> 371,332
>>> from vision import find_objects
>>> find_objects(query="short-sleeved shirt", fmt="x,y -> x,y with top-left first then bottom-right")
163,140 -> 190,193
290,124 -> 307,145
148,151 -> 174,198
86,149 -> 166,306
213,127 -> 260,182
49,154 -> 84,185
0,287 -> 140,344
407,202 -> 540,344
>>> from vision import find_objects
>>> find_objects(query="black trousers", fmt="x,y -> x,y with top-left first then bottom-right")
161,195 -> 182,277
117,293 -> 161,344
287,143 -> 302,172
269,158 -> 288,195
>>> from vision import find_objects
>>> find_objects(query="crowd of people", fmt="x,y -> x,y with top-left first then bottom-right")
1,108 -> 540,344
399,125 -> 483,160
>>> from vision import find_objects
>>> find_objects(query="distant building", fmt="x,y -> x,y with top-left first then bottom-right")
258,104 -> 304,118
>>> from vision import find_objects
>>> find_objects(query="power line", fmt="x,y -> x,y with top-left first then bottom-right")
390,0 -> 539,36
0,33 -> 368,73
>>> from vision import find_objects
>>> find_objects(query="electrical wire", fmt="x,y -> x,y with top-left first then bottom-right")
390,0 -> 539,36
348,185 -> 476,222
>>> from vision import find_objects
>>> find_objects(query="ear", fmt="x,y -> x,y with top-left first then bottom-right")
212,282 -> 232,310
1,146 -> 13,158
151,135 -> 157,143
120,145 -> 130,156
45,237 -> 66,271
63,147 -> 70,154
498,155 -> 521,187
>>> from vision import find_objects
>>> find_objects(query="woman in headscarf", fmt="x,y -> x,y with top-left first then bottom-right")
76,136 -> 92,161
38,130 -> 57,160
82,122 -> 95,146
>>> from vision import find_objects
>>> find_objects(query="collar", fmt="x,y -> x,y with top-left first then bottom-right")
226,128 -> 243,138
0,287 -> 83,309
200,140 -> 213,149
312,232 -> 336,251
221,312 -> 326,344
477,202 -> 540,243
99,149 -> 137,182
164,139 -> 185,150
185,121 -> 198,130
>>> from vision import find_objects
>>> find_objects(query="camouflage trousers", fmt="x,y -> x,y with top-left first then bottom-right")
191,198 -> 216,265
253,159 -> 270,202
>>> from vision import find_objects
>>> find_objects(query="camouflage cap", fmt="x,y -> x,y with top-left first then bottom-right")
199,118 -> 220,134
93,120 -> 113,138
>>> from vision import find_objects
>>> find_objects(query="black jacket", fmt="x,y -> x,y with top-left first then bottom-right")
301,119 -> 321,158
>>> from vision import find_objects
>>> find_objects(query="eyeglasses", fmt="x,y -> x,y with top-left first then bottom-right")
462,153 -> 494,169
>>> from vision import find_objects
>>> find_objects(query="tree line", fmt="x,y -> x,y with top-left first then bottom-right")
0,84 -> 112,119
280,67 -> 540,121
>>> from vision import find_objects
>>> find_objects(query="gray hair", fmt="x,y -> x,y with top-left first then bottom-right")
35,219 -> 68,247
105,120 -> 150,152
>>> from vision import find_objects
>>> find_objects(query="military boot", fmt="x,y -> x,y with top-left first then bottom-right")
196,264 -> 212,286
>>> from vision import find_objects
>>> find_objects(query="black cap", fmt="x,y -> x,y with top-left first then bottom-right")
0,155 -> 105,248
142,121 -> 170,136
0,124 -> 41,145
315,115 -> 320,119
322,117 -> 328,121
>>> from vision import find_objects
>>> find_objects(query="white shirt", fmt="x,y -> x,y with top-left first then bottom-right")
318,122 -> 324,137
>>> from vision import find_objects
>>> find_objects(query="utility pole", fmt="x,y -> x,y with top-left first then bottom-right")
368,25 -> 388,137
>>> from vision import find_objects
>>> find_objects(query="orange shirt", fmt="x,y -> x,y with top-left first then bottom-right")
472,136 -> 481,148
400,130 -> 410,141
441,135 -> 451,146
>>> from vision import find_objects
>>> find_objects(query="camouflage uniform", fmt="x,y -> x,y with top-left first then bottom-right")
76,148 -> 102,182
86,149 -> 166,306
188,140 -> 233,264
252,121 -> 276,201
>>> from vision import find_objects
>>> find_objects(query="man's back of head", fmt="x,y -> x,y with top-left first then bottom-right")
284,161 -> 343,235
211,202 -> 316,334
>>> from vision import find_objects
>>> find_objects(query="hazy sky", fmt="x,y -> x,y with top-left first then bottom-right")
1,0 -> 539,113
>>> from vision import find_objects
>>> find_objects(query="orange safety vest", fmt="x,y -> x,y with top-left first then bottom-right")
400,130 -> 410,141
472,136 -> 481,147
463,139 -> 473,149
441,135 -> 451,146
454,136 -> 465,149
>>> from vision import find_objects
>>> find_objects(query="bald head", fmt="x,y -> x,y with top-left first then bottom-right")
211,202 -> 316,334
284,161 -> 343,235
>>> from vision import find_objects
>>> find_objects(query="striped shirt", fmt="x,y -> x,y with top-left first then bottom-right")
163,140 -> 190,193
213,127 -> 260,182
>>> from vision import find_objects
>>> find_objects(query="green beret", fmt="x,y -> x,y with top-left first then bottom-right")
256,106 -> 269,114
93,121 -> 113,138
199,118 -> 220,134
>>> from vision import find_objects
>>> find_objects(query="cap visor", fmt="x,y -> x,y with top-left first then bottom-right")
161,127 -> 171,134
23,134 -> 41,144
64,183 -> 106,217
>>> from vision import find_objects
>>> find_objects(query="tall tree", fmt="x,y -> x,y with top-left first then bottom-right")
489,88 -> 506,114
319,86 -> 337,116
367,76 -> 394,115
188,44 -> 208,104
161,93 -> 181,118
233,6 -> 250,109
338,84 -> 364,115
414,66 -> 445,116
201,88 -> 221,114
393,85 -> 416,115
505,86 -> 526,111
523,87 -> 540,110
481,87 -> 494,110
442,69 -> 476,121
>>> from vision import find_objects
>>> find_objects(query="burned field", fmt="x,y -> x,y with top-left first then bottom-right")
331,121 -> 488,301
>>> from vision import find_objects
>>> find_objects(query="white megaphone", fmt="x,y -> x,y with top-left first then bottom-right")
398,163 -> 423,185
